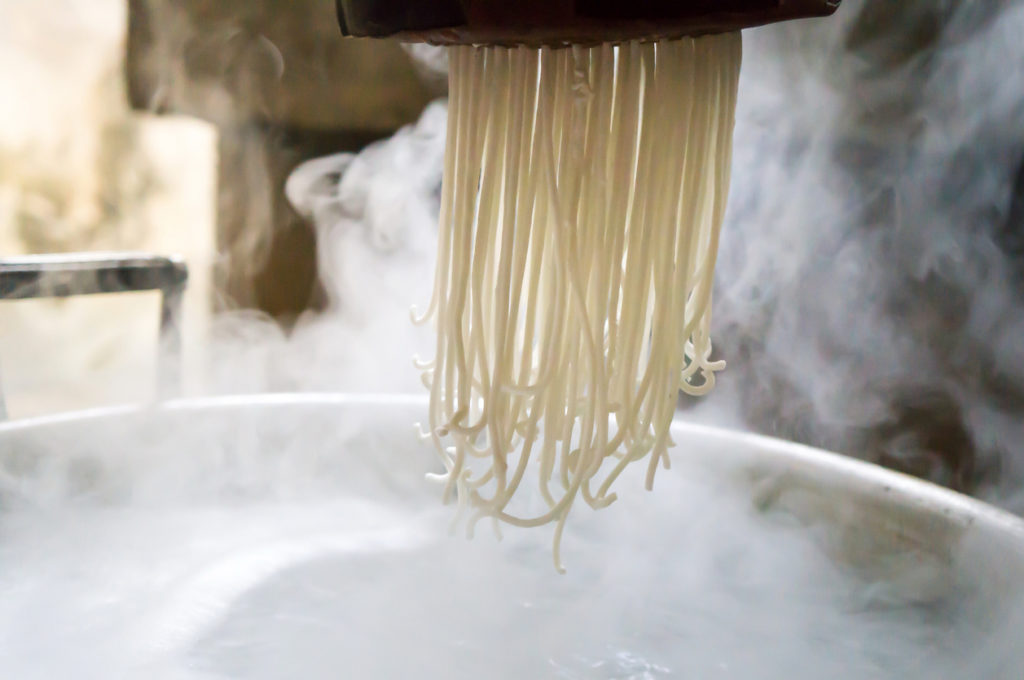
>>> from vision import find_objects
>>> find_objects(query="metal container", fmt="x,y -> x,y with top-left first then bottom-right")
0,253 -> 188,419
0,393 -> 1022,672
3,393 -> 1022,571
336,0 -> 842,46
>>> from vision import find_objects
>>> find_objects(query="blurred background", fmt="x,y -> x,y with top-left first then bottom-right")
1,0 -> 1023,515
0,0 -> 434,415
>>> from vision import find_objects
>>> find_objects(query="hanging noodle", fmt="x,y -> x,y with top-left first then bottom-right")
414,34 -> 743,571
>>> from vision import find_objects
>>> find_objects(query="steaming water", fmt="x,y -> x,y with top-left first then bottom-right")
0,404 -> 1019,679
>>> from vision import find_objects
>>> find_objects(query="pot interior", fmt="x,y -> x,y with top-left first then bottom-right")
0,394 -> 1021,678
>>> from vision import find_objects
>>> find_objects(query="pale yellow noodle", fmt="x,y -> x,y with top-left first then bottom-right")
420,35 -> 742,571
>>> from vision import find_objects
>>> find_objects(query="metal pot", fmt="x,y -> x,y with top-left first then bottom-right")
0,393 -> 1022,673
3,392 -> 1022,575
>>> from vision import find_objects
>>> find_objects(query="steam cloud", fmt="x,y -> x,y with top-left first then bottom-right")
706,0 -> 1024,512
271,1 -> 1024,515
2,402 -> 1020,677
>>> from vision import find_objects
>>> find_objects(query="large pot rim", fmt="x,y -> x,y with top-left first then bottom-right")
1,391 -> 1022,542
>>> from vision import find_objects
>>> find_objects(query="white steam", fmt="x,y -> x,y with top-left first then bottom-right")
244,0 -> 1024,515
195,100 -> 447,396
0,403 -> 1020,678
705,1 -> 1024,512
401,43 -> 449,94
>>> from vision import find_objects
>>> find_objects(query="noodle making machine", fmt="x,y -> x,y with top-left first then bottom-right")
335,0 -> 842,44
